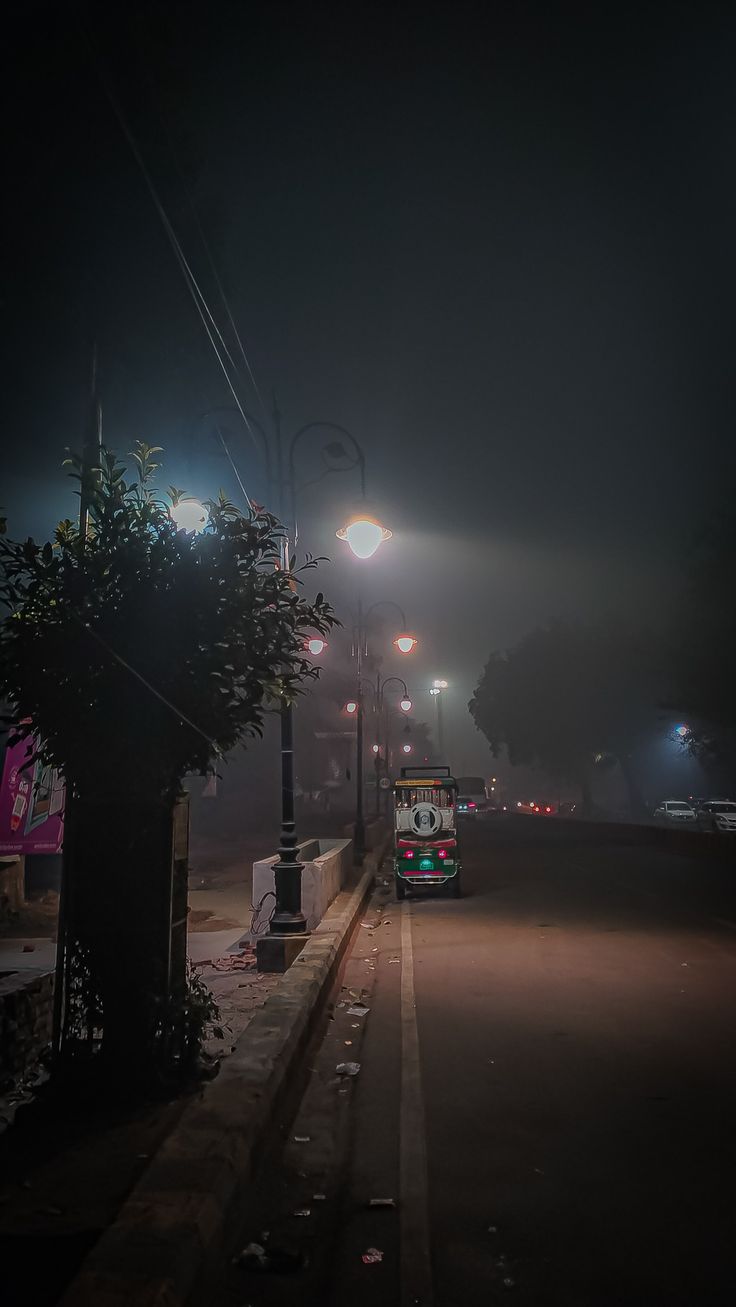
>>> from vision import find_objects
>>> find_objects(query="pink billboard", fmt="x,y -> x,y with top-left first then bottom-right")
0,736 -> 65,855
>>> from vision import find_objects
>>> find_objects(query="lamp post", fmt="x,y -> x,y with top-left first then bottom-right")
430,679 -> 448,758
201,400 -> 371,967
338,597 -> 416,860
373,675 -> 411,816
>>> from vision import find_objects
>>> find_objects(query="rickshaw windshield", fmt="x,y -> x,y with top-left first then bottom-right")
396,787 -> 454,808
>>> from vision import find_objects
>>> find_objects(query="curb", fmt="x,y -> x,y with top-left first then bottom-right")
58,865 -> 377,1307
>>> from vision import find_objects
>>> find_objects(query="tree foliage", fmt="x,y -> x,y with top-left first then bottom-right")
469,620 -> 664,813
0,444 -> 336,802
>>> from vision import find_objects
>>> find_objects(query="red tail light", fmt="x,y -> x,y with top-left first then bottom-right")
404,849 -> 414,859
438,848 -> 447,859
468,802 -> 476,808
545,806 -> 552,813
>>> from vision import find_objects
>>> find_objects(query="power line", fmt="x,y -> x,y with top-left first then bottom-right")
78,23 -> 262,508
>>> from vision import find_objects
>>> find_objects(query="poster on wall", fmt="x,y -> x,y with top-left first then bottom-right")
0,735 -> 65,855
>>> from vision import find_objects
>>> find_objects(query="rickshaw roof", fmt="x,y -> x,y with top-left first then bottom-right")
393,768 -> 458,791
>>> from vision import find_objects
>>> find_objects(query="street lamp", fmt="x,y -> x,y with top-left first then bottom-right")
306,637 -> 328,656
170,498 -> 207,533
433,678 -> 448,689
402,743 -> 413,754
345,700 -> 358,715
372,743 -> 380,754
394,634 -> 418,654
336,510 -> 392,560
400,696 -> 412,713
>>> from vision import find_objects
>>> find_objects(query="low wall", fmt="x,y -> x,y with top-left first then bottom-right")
252,836 -> 353,931
0,967 -> 53,1080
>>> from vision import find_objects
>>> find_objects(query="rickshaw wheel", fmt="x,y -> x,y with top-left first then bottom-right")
395,876 -> 406,901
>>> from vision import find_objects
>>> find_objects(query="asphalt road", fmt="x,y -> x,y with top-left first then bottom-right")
214,818 -> 736,1307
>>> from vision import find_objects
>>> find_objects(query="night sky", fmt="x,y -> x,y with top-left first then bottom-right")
5,1 -> 736,771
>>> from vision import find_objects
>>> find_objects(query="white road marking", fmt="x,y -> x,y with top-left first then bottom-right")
400,902 -> 434,1307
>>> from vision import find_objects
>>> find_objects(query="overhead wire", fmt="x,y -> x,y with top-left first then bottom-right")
78,22 -> 263,510
131,18 -> 272,431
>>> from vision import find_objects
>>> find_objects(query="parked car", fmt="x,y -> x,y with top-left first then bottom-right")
694,800 -> 736,833
653,799 -> 697,825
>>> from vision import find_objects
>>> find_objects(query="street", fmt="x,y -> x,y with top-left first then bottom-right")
211,818 -> 736,1307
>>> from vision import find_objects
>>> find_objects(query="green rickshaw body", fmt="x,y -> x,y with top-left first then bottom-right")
392,767 -> 462,896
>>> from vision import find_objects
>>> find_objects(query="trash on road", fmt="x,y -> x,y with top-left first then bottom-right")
233,1242 -> 305,1273
313,1193 -> 327,1201
292,1208 -> 311,1217
347,1003 -> 370,1017
293,1135 -> 311,1143
361,922 -> 374,929
368,1197 -> 397,1208
336,1061 -> 361,1076
388,957 -> 400,964
503,1277 -> 516,1288
362,1247 -> 384,1264
487,1225 -> 498,1234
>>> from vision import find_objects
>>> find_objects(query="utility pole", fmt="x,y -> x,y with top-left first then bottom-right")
53,345 -> 102,1058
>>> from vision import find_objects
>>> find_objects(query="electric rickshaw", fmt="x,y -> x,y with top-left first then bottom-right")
392,766 -> 462,899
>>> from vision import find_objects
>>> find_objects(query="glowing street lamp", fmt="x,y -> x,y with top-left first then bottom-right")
336,511 -> 392,560
394,634 -> 418,655
402,743 -> 413,754
170,498 -> 207,533
675,723 -> 690,738
372,743 -> 380,754
400,696 -> 412,713
306,637 -> 328,656
345,700 -> 358,715
433,678 -> 448,689
429,687 -> 441,697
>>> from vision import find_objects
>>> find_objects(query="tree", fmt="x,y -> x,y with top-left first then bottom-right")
667,495 -> 736,783
0,444 -> 335,1078
469,620 -> 664,816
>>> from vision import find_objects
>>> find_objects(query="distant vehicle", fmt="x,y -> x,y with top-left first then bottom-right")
653,799 -> 696,825
456,776 -> 489,816
694,800 -> 736,833
515,800 -> 554,815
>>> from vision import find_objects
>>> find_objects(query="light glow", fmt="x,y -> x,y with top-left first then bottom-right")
429,687 -> 440,697
433,679 -> 448,689
372,743 -> 380,754
394,634 -> 418,654
402,743 -> 413,754
675,724 -> 690,738
336,513 -> 392,559
345,701 -> 358,714
400,697 -> 412,712
306,637 -> 327,656
170,498 -> 207,533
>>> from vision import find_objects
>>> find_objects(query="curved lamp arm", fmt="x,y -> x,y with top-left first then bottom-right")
288,422 -> 366,533
363,599 -> 408,629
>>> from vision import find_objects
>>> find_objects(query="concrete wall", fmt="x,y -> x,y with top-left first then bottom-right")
252,837 -> 353,932
0,968 -> 53,1080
